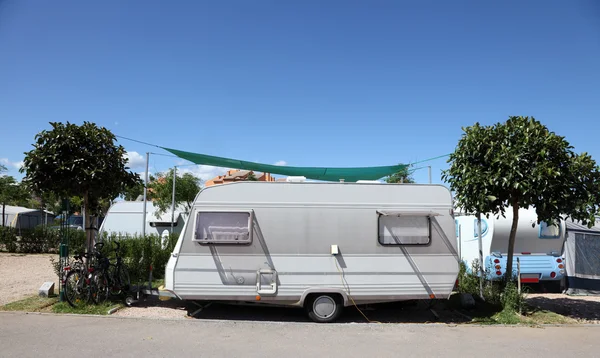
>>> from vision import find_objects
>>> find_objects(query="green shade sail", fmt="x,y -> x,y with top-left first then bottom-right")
161,147 -> 408,182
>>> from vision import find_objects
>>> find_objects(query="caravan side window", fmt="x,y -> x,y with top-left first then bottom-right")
378,215 -> 431,246
194,211 -> 253,244
539,221 -> 561,239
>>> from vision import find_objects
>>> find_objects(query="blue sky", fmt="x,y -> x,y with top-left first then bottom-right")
1,0 -> 600,184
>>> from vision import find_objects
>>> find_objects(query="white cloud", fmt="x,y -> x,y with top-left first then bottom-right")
274,160 -> 287,166
0,158 -> 23,170
124,151 -> 146,170
178,165 -> 228,181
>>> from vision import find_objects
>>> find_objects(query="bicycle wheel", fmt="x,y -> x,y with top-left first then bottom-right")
110,265 -> 131,296
64,269 -> 90,308
118,266 -> 131,292
92,271 -> 110,304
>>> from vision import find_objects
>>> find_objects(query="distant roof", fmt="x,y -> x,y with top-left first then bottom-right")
108,201 -> 186,216
2,205 -> 54,215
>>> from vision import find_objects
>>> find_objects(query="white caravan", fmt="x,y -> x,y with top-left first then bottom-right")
456,207 -> 566,288
99,201 -> 187,239
163,181 -> 459,323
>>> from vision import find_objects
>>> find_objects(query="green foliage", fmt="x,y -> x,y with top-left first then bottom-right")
247,172 -> 258,181
122,180 -> 146,201
384,166 -> 415,183
456,260 -> 525,312
20,121 -> 142,253
149,168 -> 201,215
97,232 -> 178,282
1,226 -> 85,254
0,226 -> 18,252
443,116 -> 600,280
0,168 -> 29,226
20,122 -> 142,215
0,295 -> 58,312
52,300 -> 121,315
501,281 -> 526,314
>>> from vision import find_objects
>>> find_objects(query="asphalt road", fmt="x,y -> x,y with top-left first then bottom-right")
0,312 -> 598,357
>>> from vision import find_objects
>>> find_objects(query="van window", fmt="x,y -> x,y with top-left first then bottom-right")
378,215 -> 431,245
194,211 -> 252,244
473,218 -> 488,238
539,221 -> 560,239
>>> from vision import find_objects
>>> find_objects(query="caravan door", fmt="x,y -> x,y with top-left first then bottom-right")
194,209 -> 278,296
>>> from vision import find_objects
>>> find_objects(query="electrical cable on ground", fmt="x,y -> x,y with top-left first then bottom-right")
334,258 -> 382,324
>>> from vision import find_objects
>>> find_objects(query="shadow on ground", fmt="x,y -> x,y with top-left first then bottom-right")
127,295 -> 491,324
526,296 -> 600,321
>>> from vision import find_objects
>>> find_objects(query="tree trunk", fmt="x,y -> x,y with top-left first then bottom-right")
83,192 -> 94,254
505,199 -> 520,282
2,202 -> 5,227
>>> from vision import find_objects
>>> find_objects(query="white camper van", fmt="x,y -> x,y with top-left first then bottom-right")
99,201 -> 187,239
456,207 -> 566,289
163,181 -> 459,323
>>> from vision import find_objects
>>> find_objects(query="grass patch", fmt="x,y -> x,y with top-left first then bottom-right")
0,295 -> 58,312
469,305 -> 578,325
522,308 -> 578,324
52,300 -> 123,315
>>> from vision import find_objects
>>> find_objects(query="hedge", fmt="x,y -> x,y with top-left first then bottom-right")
1,226 -> 178,284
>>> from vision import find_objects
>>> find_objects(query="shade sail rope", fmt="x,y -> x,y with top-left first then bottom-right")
116,135 -> 449,182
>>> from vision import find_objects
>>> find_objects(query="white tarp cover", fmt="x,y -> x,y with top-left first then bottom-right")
564,221 -> 600,295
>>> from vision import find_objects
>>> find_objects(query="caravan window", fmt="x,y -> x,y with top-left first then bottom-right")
378,215 -> 431,246
539,221 -> 561,239
194,211 -> 253,244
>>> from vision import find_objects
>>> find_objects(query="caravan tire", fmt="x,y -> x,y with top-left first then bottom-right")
305,294 -> 343,323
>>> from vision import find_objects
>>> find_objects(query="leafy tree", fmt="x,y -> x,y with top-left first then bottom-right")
247,172 -> 258,181
20,122 -> 142,252
122,174 -> 155,201
442,116 -> 600,281
150,169 -> 201,216
385,167 -> 415,183
0,165 -> 29,226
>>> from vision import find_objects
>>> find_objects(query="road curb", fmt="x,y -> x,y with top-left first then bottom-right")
107,305 -> 124,315
2,311 -> 600,327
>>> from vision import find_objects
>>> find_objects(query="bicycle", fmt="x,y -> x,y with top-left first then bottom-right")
63,252 -> 93,308
107,240 -> 131,296
89,241 -> 131,304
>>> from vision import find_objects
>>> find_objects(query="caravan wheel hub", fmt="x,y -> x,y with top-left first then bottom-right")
313,296 -> 336,318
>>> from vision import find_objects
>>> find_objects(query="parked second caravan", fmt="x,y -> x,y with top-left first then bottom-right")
456,207 -> 566,290
163,181 -> 459,323
99,201 -> 187,239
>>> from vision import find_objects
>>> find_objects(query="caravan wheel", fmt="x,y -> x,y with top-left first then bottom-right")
306,294 -> 343,323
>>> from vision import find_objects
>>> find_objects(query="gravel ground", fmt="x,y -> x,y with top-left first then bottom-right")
0,253 -> 58,306
114,298 -> 189,319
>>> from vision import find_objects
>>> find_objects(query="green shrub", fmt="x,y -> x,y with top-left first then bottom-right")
93,232 -> 178,283
457,259 -> 527,312
0,226 -> 18,252
18,227 -> 59,253
501,280 -> 527,314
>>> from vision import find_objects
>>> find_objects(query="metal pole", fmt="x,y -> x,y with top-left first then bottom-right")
171,166 -> 176,235
428,166 -> 432,184
517,257 -> 522,314
458,225 -> 462,261
142,152 -> 149,237
517,257 -> 521,294
477,213 -> 484,300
